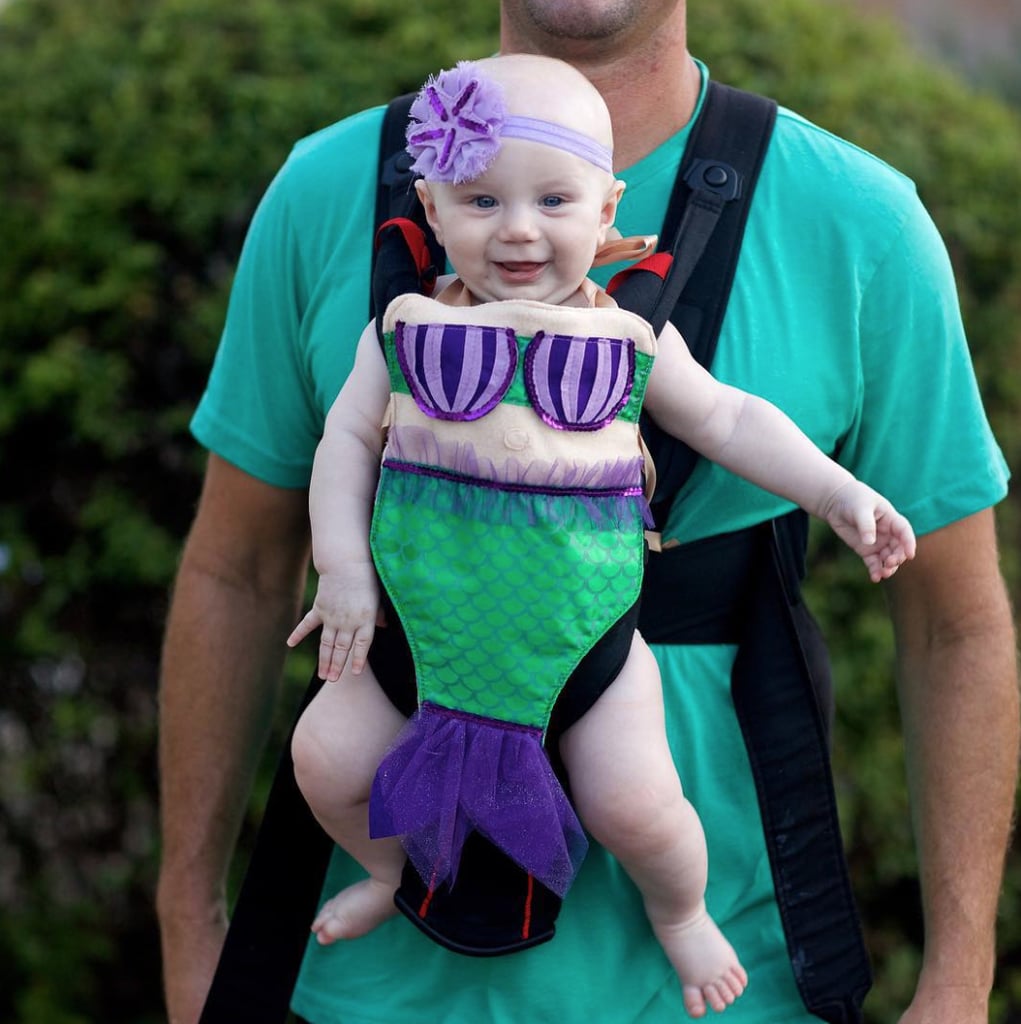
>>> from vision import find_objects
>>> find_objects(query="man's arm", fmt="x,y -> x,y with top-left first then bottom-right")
156,454 -> 312,1024
885,508 -> 1018,1023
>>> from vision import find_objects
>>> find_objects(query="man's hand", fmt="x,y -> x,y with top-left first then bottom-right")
898,976 -> 990,1024
887,509 -> 1017,1024
157,887 -> 228,1024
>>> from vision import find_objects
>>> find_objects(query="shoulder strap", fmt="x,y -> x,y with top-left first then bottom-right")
370,93 -> 445,336
373,92 -> 417,246
618,81 -> 777,527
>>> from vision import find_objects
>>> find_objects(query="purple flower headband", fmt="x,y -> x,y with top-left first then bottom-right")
405,60 -> 614,185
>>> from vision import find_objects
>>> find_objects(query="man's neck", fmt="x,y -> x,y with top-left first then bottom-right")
499,9 -> 700,170
585,52 -> 701,170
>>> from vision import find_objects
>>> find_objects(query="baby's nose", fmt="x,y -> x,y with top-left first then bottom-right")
499,205 -> 541,240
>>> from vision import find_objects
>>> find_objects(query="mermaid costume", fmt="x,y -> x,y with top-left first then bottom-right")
367,289 -> 657,899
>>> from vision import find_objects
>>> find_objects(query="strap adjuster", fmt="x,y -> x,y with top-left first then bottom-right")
683,158 -> 742,200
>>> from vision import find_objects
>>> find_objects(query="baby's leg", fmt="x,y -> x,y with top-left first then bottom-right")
291,661 -> 407,944
559,633 -> 747,1018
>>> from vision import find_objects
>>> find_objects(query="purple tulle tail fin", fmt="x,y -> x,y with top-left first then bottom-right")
370,703 -> 588,898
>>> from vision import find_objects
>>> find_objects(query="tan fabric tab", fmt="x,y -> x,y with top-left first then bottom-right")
591,233 -> 658,268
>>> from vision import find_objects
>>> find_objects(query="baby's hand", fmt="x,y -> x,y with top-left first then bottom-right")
287,562 -> 380,681
822,480 -> 917,582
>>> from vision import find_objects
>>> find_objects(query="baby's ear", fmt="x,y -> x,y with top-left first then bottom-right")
598,179 -> 627,241
415,180 -> 443,243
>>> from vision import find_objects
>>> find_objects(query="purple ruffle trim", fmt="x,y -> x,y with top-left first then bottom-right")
387,425 -> 645,491
370,703 -> 588,898
384,427 -> 655,529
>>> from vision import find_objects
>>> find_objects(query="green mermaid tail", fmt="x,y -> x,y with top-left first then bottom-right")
367,292 -> 657,897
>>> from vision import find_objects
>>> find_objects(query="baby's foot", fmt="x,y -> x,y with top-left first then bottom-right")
311,877 -> 398,944
651,906 -> 748,1017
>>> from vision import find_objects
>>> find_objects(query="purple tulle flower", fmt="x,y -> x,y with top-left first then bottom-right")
406,61 -> 506,184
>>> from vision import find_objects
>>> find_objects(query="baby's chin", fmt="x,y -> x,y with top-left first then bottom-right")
471,273 -> 584,307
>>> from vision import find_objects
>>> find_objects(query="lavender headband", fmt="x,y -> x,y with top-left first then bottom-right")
406,60 -> 613,185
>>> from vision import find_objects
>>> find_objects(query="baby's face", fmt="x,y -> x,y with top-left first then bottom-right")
418,140 -> 622,306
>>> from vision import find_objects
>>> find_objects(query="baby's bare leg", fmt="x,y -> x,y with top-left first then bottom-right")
291,662 -> 407,944
559,633 -> 747,1018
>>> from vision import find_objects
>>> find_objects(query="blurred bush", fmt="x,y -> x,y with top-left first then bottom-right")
0,0 -> 1017,1020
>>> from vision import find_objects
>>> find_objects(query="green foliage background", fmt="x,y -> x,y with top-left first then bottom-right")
1,0 -> 1018,1020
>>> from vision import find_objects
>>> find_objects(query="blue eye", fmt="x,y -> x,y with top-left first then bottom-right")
472,195 -> 497,209
541,195 -> 565,208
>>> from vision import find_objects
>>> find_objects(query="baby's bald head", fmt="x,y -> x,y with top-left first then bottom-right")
474,53 -> 614,157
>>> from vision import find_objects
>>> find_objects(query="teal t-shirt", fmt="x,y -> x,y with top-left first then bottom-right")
192,63 -> 1008,1023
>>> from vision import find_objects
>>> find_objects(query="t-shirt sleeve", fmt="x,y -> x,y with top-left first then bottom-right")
190,161 -> 323,488
837,195 -> 1009,535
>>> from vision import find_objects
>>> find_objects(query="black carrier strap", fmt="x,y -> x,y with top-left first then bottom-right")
627,82 -> 777,526
198,679 -> 333,1024
736,516 -> 871,1023
200,81 -> 872,1024
370,93 -> 445,330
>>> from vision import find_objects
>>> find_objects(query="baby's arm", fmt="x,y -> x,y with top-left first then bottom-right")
643,323 -> 916,580
287,321 -> 391,679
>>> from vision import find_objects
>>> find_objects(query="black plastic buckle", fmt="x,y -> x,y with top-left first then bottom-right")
683,158 -> 742,200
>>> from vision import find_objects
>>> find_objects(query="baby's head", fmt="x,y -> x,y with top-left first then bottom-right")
406,54 -> 615,185
406,55 -> 625,305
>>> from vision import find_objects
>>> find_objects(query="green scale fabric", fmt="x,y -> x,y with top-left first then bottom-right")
371,467 -> 645,730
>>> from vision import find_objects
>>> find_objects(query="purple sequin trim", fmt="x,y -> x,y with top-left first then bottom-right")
386,458 -> 643,501
379,457 -> 654,530
369,702 -> 588,897
524,332 -> 636,432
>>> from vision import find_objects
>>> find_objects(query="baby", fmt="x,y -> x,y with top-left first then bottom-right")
288,54 -> 915,1019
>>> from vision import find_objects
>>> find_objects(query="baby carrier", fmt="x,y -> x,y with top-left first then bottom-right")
199,81 -> 872,1024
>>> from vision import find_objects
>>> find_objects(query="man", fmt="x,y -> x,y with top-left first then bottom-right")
157,2 -> 1018,1022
